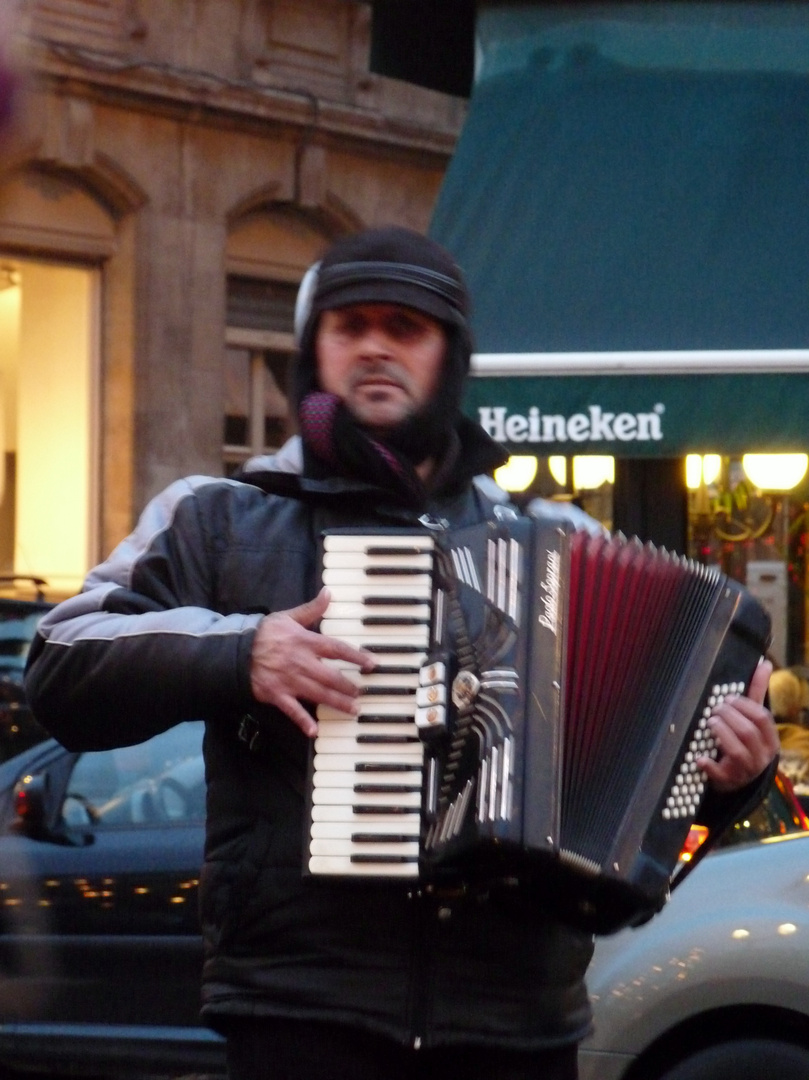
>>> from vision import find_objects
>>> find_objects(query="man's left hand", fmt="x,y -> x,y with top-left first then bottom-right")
698,659 -> 779,793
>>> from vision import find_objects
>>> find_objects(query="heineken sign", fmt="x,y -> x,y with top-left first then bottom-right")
462,369 -> 809,457
479,403 -> 665,447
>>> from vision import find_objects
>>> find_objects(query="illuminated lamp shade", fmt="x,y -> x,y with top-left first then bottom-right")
573,456 -> 614,490
548,456 -> 566,487
548,456 -> 614,490
685,454 -> 721,490
741,454 -> 809,492
494,455 -> 538,492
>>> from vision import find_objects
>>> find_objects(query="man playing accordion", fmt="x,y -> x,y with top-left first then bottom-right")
25,227 -> 779,1080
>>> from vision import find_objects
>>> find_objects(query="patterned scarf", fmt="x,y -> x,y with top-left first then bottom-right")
298,392 -> 427,507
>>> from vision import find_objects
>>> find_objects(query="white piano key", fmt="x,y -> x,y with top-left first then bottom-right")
322,533 -> 433,550
312,770 -> 422,789
321,619 -> 430,640
327,697 -> 419,712
312,780 -> 422,795
324,587 -> 436,604
309,838 -> 420,858
315,719 -> 420,738
323,572 -> 432,591
325,602 -> 431,622
317,701 -> 420,720
311,804 -> 420,823
311,820 -> 420,839
314,741 -> 423,760
313,756 -> 423,774
323,660 -> 423,677
311,788 -> 422,807
322,553 -> 432,570
320,694 -> 420,710
321,625 -> 429,643
308,855 -> 419,877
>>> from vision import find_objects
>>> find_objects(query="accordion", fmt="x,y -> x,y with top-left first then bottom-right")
305,515 -> 772,933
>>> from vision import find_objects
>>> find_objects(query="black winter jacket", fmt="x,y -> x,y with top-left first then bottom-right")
23,429 -> 772,1052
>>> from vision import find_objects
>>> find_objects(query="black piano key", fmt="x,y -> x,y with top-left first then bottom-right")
364,546 -> 432,556
352,805 -> 419,815
350,854 -> 419,864
357,714 -> 413,724
362,660 -> 419,669
356,733 -> 420,743
362,616 -> 428,626
351,833 -> 420,843
365,567 -> 429,576
362,597 -> 429,607
359,687 -> 417,697
363,645 -> 425,654
353,783 -> 422,794
355,762 -> 422,771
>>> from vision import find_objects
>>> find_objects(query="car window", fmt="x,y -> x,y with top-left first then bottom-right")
716,772 -> 808,847
62,721 -> 205,828
0,599 -> 54,764
0,605 -> 50,679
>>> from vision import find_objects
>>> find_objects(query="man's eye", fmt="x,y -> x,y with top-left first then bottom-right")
338,315 -> 367,335
386,314 -> 422,337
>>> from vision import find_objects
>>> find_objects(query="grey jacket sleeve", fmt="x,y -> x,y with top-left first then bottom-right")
24,476 -> 263,751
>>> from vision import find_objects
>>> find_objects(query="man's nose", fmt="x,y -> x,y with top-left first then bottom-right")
355,326 -> 393,358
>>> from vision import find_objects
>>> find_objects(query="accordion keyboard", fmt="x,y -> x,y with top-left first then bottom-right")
307,532 -> 435,878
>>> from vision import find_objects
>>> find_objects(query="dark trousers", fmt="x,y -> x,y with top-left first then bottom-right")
225,1017 -> 579,1080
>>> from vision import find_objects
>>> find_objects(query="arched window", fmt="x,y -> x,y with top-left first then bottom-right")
224,208 -> 334,474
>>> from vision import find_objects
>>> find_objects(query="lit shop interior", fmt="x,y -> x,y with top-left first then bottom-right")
494,452 -> 809,671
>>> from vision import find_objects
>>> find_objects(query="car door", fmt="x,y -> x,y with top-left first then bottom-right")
0,722 -> 206,1028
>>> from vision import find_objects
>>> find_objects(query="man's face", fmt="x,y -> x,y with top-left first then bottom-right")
315,303 -> 447,431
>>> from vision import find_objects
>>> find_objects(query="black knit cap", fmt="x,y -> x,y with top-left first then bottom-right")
292,226 -> 473,418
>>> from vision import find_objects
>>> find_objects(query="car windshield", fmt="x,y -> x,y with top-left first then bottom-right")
62,721 -> 206,828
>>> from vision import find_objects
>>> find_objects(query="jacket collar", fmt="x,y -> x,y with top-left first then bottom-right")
236,418 -> 508,506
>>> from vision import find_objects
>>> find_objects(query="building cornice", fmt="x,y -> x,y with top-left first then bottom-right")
24,38 -> 463,164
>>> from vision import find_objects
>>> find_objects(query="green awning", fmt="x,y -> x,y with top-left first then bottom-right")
430,3 -> 809,455
464,360 -> 809,457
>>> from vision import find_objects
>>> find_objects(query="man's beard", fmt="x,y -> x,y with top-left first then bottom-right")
357,391 -> 451,466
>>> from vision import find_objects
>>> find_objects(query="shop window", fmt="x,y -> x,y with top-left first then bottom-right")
494,453 -> 615,533
686,454 -> 809,667
223,275 -> 298,475
0,257 -> 97,600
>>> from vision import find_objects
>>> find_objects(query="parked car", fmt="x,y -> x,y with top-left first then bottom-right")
0,720 -> 224,1079
0,719 -> 806,1080
0,594 -> 53,764
579,829 -> 809,1079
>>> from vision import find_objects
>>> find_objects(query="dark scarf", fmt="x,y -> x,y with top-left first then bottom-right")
298,391 -> 431,507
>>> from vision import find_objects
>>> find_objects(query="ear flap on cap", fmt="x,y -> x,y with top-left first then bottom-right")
294,261 -> 321,346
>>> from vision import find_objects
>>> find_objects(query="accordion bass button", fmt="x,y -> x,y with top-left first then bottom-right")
451,670 -> 481,709
417,684 -> 446,707
416,704 -> 446,733
420,661 -> 446,685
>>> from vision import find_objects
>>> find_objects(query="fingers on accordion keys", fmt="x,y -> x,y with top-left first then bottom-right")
662,692 -> 726,821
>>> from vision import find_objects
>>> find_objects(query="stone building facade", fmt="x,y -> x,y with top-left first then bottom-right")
0,0 -> 464,596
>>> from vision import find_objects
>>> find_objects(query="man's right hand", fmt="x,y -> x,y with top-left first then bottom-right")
249,587 -> 376,738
